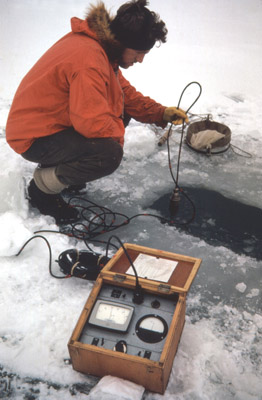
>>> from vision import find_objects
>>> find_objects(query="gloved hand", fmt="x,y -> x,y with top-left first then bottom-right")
163,107 -> 189,125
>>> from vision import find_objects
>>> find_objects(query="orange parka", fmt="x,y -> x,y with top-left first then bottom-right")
6,5 -> 166,154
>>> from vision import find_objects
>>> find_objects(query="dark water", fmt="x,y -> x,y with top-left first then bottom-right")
149,186 -> 262,260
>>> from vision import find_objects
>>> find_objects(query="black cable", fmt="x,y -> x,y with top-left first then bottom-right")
24,82 -> 203,266
16,82 -> 251,281
34,206 -> 182,244
14,84 -> 203,282
15,235 -> 69,279
105,235 -> 144,304
34,83 -> 204,245
177,81 -> 202,114
168,81 -> 202,187
167,82 -> 202,220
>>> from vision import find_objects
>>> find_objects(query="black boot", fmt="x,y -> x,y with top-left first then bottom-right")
28,179 -> 79,223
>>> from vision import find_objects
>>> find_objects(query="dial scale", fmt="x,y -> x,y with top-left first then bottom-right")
80,283 -> 178,361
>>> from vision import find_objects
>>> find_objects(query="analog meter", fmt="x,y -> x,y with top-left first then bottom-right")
135,314 -> 168,343
88,300 -> 134,332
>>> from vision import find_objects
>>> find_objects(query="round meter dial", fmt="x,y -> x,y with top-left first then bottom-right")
135,314 -> 168,343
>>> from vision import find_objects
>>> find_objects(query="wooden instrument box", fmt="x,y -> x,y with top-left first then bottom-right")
68,243 -> 201,394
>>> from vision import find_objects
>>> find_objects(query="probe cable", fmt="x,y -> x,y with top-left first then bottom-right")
16,82 -> 203,276
15,234 -> 69,279
167,82 -> 202,222
105,235 -> 144,304
35,82 -> 203,249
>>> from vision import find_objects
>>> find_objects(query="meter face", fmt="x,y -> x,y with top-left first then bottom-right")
88,300 -> 134,332
135,314 -> 168,343
139,316 -> 165,333
95,302 -> 131,325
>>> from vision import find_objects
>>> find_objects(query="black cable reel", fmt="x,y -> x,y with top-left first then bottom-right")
57,249 -> 110,280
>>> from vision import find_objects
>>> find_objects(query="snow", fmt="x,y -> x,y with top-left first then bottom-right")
0,0 -> 262,399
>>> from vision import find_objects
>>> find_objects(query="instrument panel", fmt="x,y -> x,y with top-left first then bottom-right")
80,283 -> 178,361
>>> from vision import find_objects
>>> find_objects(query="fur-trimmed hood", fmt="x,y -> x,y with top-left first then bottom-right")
71,2 -> 123,63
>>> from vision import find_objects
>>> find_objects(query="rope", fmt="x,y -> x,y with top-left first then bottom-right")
230,144 -> 252,158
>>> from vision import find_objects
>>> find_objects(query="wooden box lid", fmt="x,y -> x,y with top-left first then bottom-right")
101,243 -> 201,295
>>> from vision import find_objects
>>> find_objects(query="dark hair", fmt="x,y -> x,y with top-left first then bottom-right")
110,0 -> 168,51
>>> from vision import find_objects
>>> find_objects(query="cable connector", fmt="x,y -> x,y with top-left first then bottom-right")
158,125 -> 173,146
169,188 -> 180,217
132,284 -> 144,305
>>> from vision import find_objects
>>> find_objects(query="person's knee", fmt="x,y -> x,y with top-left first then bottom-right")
105,140 -> 123,173
55,139 -> 124,185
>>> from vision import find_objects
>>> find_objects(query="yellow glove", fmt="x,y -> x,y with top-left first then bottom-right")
163,107 -> 189,125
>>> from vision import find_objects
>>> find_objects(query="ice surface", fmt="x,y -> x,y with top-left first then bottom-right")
0,0 -> 262,399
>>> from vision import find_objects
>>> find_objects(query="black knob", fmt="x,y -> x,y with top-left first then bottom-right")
151,299 -> 160,309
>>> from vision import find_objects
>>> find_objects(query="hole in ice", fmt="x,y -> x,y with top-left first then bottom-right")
149,186 -> 262,260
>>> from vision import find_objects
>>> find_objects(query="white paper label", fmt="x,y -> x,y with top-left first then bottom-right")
126,253 -> 177,282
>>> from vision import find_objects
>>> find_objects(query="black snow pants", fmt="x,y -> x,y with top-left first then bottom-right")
21,128 -> 124,186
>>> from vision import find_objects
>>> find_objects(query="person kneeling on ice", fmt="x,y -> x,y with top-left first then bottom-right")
6,0 -> 188,224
